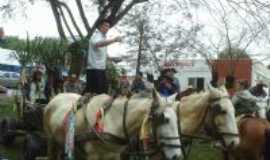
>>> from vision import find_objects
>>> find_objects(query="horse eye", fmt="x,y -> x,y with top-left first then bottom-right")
157,113 -> 170,124
164,117 -> 170,123
220,110 -> 227,114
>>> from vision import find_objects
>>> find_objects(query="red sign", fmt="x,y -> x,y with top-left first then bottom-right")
163,60 -> 194,68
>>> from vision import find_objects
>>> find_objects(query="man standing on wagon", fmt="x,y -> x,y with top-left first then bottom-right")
83,19 -> 122,94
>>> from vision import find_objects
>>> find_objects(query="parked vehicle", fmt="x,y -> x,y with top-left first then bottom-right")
0,48 -> 21,88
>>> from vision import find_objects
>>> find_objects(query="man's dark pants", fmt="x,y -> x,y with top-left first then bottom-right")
83,69 -> 108,94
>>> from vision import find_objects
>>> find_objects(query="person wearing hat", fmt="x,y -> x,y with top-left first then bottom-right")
118,69 -> 130,96
28,67 -> 46,104
249,80 -> 267,98
158,67 -> 180,97
131,72 -> 146,93
64,74 -> 82,94
231,80 -> 261,116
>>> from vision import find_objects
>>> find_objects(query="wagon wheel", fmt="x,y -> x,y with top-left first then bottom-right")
23,133 -> 47,160
0,118 -> 17,146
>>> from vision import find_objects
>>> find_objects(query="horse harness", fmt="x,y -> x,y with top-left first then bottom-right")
205,96 -> 239,149
176,96 -> 239,159
75,95 -> 128,145
75,95 -> 182,158
121,98 -> 182,158
137,100 -> 182,158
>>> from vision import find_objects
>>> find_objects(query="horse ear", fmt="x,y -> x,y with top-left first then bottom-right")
151,89 -> 161,110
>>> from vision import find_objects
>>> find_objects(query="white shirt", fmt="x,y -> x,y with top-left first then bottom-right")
29,79 -> 46,103
87,30 -> 107,70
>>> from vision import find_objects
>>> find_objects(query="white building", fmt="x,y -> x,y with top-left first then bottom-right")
163,59 -> 212,91
252,61 -> 270,86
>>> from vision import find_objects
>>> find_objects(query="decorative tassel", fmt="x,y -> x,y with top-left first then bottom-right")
95,109 -> 104,133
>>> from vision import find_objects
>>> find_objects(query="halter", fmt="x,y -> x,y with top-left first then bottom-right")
175,95 -> 239,159
136,100 -> 182,159
204,96 -> 239,149
76,96 -> 181,159
122,98 -> 182,159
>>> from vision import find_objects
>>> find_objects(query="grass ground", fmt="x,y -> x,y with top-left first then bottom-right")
0,98 -> 223,160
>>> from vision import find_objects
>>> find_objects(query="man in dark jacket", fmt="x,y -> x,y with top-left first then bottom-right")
131,72 -> 146,93
158,67 -> 180,97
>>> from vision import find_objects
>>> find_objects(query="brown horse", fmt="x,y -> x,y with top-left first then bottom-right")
229,116 -> 270,160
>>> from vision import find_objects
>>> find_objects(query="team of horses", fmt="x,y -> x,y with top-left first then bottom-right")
43,84 -> 270,160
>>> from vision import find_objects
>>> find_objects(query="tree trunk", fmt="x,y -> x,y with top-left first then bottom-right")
69,42 -> 85,77
136,27 -> 144,75
48,0 -> 66,39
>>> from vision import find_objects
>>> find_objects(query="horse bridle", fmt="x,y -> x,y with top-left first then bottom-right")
122,99 -> 182,158
204,96 -> 239,149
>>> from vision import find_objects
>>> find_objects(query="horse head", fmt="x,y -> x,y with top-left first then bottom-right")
143,89 -> 182,160
206,84 -> 240,149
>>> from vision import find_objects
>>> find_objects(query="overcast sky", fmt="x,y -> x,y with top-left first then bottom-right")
0,1 -> 125,57
0,0 -> 270,64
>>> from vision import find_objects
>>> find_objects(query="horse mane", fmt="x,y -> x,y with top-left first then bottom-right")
179,87 -> 228,110
176,88 -> 197,100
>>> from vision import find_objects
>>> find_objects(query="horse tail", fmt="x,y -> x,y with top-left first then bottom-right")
264,128 -> 270,160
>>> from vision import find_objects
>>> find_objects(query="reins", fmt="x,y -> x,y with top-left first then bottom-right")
75,94 -> 183,159
175,95 -> 239,159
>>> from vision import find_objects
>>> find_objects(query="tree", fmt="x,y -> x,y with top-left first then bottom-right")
45,0 -> 149,77
1,0 -> 149,77
44,0 -> 149,40
30,37 -> 68,98
2,36 -> 68,99
120,0 -> 202,74
218,47 -> 250,59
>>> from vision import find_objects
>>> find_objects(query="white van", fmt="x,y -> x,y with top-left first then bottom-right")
0,48 -> 21,88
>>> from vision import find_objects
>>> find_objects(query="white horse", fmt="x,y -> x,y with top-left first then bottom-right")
171,85 -> 240,149
43,90 -> 182,160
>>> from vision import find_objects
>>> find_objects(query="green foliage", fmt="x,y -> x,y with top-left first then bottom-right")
218,47 -> 250,59
33,37 -> 68,67
0,36 -> 34,67
0,99 -> 16,118
68,39 -> 89,75
106,62 -> 120,93
1,36 -> 69,68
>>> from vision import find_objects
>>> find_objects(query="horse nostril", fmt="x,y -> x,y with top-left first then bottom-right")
229,141 -> 237,149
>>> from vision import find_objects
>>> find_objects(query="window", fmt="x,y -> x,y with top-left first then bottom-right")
188,78 -> 196,88
0,64 -> 21,73
188,77 -> 205,91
